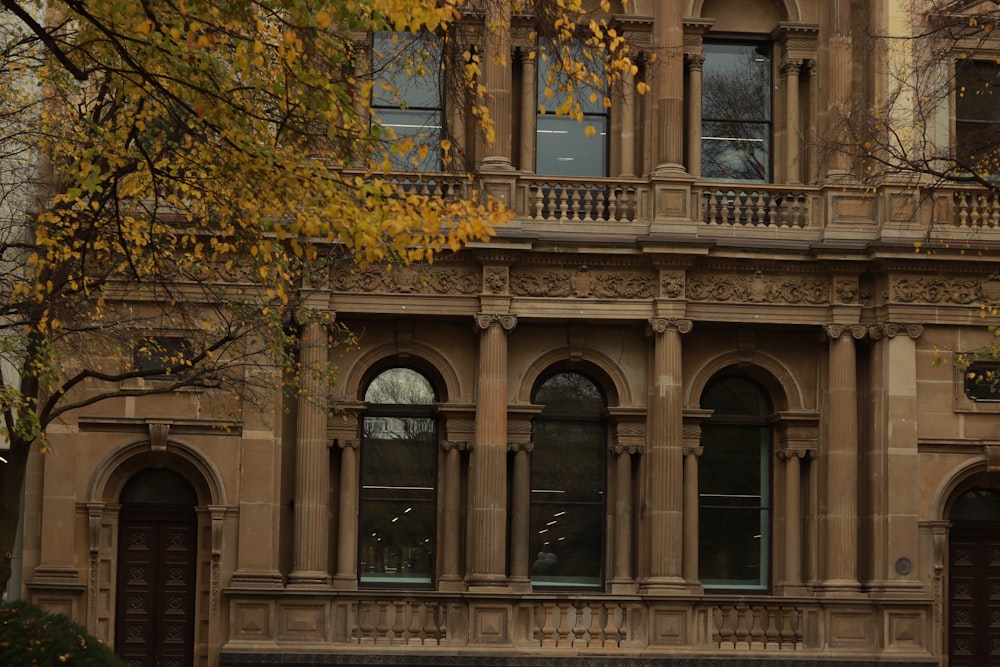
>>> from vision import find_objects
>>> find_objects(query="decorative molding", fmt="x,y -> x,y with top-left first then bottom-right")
891,276 -> 980,305
441,440 -> 470,453
649,318 -> 693,334
660,270 -> 685,299
474,313 -> 517,331
825,323 -> 867,340
510,266 -> 655,299
833,277 -> 859,304
687,271 -> 828,305
331,265 -> 480,295
682,446 -> 704,457
508,442 -> 534,453
869,323 -> 924,340
484,266 -> 508,295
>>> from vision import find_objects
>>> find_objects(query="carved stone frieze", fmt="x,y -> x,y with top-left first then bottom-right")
484,266 -> 508,295
687,270 -> 828,305
331,265 -> 480,295
660,271 -> 685,299
834,278 -> 858,304
868,323 -> 924,340
510,266 -> 655,299
891,276 -> 979,305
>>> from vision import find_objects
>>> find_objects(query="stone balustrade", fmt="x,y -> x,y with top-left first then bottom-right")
697,186 -> 814,228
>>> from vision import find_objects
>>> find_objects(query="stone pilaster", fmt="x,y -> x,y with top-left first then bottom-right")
468,313 -> 515,588
652,2 -> 685,173
643,317 -> 691,593
480,2 -> 513,169
440,440 -> 468,590
681,409 -> 711,589
685,53 -> 705,179
826,1 -> 853,180
782,58 -> 803,184
518,48 -> 536,173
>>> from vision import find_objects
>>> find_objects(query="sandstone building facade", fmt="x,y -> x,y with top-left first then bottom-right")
12,1 -> 1000,666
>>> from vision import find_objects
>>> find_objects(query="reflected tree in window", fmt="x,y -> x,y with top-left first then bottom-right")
701,43 -> 771,182
698,374 -> 772,590
530,371 -> 606,588
359,367 -> 437,585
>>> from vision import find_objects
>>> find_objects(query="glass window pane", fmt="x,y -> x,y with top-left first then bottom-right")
536,115 -> 607,177
951,488 -> 1000,521
964,361 -> 1000,401
365,367 -> 436,404
701,121 -> 769,182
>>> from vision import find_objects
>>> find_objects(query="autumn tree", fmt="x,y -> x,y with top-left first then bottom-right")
0,0 -> 640,594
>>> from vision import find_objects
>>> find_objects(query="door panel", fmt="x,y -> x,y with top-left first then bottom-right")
116,506 -> 196,667
949,522 -> 1000,667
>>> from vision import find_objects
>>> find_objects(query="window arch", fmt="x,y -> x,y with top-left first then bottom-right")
530,370 -> 607,588
359,367 -> 438,586
699,374 -> 772,590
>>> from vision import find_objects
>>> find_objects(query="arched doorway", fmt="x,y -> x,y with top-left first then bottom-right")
115,468 -> 198,667
948,487 -> 1000,667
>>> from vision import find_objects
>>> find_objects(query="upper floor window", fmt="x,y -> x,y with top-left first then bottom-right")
699,374 -> 772,590
955,60 -> 1000,170
535,41 -> 609,177
964,360 -> 1000,401
372,32 -> 443,171
702,42 -> 771,182
359,367 -> 438,586
530,371 -> 606,588
133,336 -> 193,379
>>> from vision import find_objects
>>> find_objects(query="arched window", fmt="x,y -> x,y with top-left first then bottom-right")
699,374 -> 772,590
530,371 -> 606,588
359,367 -> 438,586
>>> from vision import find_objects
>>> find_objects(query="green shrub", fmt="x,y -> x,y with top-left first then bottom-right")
0,600 -> 124,667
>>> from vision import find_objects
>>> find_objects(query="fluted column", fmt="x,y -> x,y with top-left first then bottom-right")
826,0 -> 853,180
509,442 -> 532,585
611,444 -> 636,585
290,319 -> 331,586
480,2 -> 512,169
782,59 -> 802,184
821,323 -> 864,593
620,69 -> 636,177
644,317 -> 691,592
686,53 -> 705,179
779,447 -> 809,586
653,2 -> 685,173
519,49 -> 536,172
469,313 -> 516,587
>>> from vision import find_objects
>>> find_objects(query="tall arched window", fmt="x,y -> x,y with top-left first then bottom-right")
530,371 -> 606,588
699,374 -> 772,590
359,367 -> 438,586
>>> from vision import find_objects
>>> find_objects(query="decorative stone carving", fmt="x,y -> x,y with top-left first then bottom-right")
891,277 -> 979,304
834,278 -> 858,304
825,323 -> 867,340
660,271 -> 685,299
868,323 -> 924,340
332,265 -> 479,295
484,267 -> 508,295
510,268 -> 655,299
508,442 -> 534,453
441,440 -> 469,452
687,271 -> 828,304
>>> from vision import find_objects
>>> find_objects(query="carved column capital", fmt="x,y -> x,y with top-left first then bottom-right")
441,440 -> 470,453
778,447 -> 814,461
682,445 -> 704,457
611,443 -> 643,456
509,441 -> 533,453
780,58 -> 803,75
337,438 -> 359,450
869,322 -> 924,340
650,317 -> 693,334
825,323 -> 867,340
685,52 -> 706,70
474,312 -> 517,331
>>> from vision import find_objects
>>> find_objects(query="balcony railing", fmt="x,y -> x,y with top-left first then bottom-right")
953,190 -> 1000,228
519,176 -> 646,223
697,186 -> 814,228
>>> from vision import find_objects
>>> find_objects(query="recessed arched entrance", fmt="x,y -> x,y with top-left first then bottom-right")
115,468 -> 198,667
948,487 -> 1000,667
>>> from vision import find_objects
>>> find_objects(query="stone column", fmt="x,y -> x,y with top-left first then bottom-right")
480,2 -> 513,169
610,443 -> 636,590
821,323 -> 864,593
682,445 -> 702,585
826,0 -> 853,180
289,319 -> 331,586
805,60 -> 818,183
333,437 -> 359,589
468,313 -> 516,587
519,49 -> 536,172
644,317 -> 691,592
686,53 -> 705,179
439,440 -> 467,589
508,442 -> 532,587
782,59 -> 802,184
779,448 -> 807,586
652,2 -> 685,173
620,69 -> 637,177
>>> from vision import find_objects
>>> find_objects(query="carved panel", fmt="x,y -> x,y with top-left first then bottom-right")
233,602 -> 272,640
510,266 -> 655,299
891,276 -> 980,305
650,608 -> 687,645
332,265 -> 480,295
827,611 -> 874,648
278,604 -> 328,641
687,271 -> 828,304
471,605 -> 509,644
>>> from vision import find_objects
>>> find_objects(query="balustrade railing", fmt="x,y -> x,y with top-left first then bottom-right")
953,190 -> 1000,228
698,187 -> 812,228
528,599 -> 628,648
350,599 -> 447,646
702,602 -> 803,651
520,178 -> 644,222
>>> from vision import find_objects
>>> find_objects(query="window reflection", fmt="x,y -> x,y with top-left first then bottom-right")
360,367 -> 437,585
699,375 -> 771,590
955,61 -> 1000,170
701,43 -> 771,182
530,371 -> 606,588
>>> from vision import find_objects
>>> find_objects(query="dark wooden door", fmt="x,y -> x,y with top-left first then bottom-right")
116,504 -> 197,667
949,521 -> 1000,667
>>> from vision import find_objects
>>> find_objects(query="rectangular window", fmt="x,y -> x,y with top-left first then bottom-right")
701,42 -> 771,182
371,32 -> 443,171
964,360 -> 1000,401
535,41 -> 609,177
955,60 -> 1000,169
133,336 -> 193,379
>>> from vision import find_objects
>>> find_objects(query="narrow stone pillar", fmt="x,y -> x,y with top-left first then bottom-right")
289,319 -> 331,586
440,441 -> 467,589
780,448 -> 805,585
519,49 -> 536,172
686,53 -> 705,179
480,2 -> 513,169
611,444 -> 634,585
333,438 -> 359,589
805,60 -> 818,182
821,323 -> 864,593
782,59 -> 802,184
468,313 -> 516,587
826,0 -> 853,180
644,318 -> 691,592
652,2 -> 685,173
682,445 -> 703,585
620,70 -> 636,177
509,443 -> 532,586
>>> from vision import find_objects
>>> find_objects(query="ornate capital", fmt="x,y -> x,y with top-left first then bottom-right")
780,58 -> 803,75
650,317 -> 693,335
825,323 -> 867,340
610,443 -> 643,455
682,445 -> 704,457
869,322 -> 924,340
337,438 -> 359,450
441,440 -> 469,453
685,52 -> 706,71
778,447 -> 813,461
474,312 -> 517,331
509,442 -> 534,453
